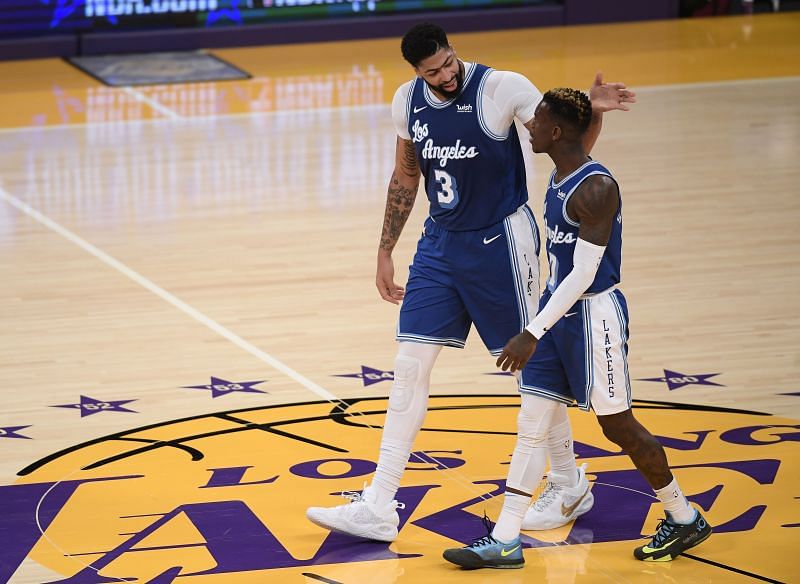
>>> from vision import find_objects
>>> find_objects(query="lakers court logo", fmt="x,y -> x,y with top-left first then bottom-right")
2,396 -> 797,583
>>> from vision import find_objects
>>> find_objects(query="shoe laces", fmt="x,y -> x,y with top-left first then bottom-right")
339,484 -> 405,510
466,513 -> 499,549
649,517 -> 678,548
340,490 -> 366,503
532,480 -> 564,511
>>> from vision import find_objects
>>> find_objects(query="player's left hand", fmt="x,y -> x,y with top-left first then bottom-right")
496,330 -> 538,373
589,71 -> 637,112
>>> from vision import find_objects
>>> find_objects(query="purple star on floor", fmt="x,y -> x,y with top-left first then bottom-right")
51,395 -> 138,418
182,376 -> 267,398
639,369 -> 724,391
334,366 -> 394,386
0,425 -> 32,439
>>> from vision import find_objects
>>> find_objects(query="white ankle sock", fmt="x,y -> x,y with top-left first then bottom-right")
370,438 -> 413,506
654,477 -> 695,524
547,405 -> 579,486
492,493 -> 530,542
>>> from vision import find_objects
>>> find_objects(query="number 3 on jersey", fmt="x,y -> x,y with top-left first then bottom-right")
434,169 -> 460,209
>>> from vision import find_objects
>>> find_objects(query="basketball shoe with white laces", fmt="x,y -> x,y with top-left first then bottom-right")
522,463 -> 594,530
306,485 -> 405,542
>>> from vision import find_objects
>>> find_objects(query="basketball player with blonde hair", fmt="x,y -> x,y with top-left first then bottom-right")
443,88 -> 712,568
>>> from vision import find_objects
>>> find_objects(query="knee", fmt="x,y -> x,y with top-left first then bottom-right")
517,395 -> 558,449
389,355 -> 423,413
598,412 -> 636,448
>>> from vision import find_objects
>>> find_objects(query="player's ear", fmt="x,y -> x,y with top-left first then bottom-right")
552,125 -> 562,142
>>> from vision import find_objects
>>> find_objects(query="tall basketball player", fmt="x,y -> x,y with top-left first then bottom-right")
306,23 -> 634,544
443,88 -> 713,569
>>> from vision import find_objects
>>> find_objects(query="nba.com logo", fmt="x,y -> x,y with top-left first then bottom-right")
85,0 -> 219,17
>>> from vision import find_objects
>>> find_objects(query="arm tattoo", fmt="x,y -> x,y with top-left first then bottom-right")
399,139 -> 420,178
380,138 -> 420,252
380,172 -> 418,252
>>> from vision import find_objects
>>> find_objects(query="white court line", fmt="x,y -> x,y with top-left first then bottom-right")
0,75 -> 795,135
121,86 -> 182,120
0,186 -> 338,402
633,75 -> 800,93
0,102 -> 389,135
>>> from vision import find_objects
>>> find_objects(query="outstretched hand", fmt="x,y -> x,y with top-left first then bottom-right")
589,71 -> 637,113
496,330 -> 538,373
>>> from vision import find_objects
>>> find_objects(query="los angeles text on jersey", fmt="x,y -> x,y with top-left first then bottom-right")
547,223 -> 577,245
2,397 -> 796,581
420,138 -> 479,167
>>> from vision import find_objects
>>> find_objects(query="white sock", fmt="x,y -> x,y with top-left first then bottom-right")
367,342 -> 440,507
547,405 -> 579,486
492,493 -> 531,542
654,477 -> 695,524
370,438 -> 413,507
492,394 -> 557,542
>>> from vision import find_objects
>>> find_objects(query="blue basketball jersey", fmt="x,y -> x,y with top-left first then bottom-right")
543,160 -> 622,294
406,63 -> 528,231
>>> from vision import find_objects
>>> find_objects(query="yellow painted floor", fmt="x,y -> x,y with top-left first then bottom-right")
0,13 -> 798,129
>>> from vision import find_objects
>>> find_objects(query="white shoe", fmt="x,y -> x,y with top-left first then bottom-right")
306,485 -> 405,542
522,463 -> 594,530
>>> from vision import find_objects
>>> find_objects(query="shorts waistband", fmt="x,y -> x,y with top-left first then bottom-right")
580,285 -> 617,300
425,204 -> 531,235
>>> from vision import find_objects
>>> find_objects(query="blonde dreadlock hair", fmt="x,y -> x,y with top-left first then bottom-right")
542,88 -> 592,134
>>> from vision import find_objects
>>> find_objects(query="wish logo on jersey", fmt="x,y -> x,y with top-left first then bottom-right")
2,396 -> 797,583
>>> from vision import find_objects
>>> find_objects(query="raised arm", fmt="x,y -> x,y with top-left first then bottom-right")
583,71 -> 637,154
376,136 -> 422,304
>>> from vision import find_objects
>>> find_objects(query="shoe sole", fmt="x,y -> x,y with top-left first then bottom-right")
636,528 -> 713,562
521,489 -> 595,531
442,550 -> 524,570
306,511 -> 398,543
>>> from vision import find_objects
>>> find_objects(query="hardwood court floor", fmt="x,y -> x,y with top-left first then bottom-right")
0,12 -> 798,584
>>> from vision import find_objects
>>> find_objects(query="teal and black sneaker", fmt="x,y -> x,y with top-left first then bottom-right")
634,510 -> 712,561
443,516 -> 524,569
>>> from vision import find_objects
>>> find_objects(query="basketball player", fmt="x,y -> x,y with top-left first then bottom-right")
306,23 -> 635,542
442,88 -> 712,569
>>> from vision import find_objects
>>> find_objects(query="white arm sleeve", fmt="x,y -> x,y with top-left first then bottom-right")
391,81 -> 413,140
497,71 -> 542,125
525,239 -> 605,339
480,71 -> 542,135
